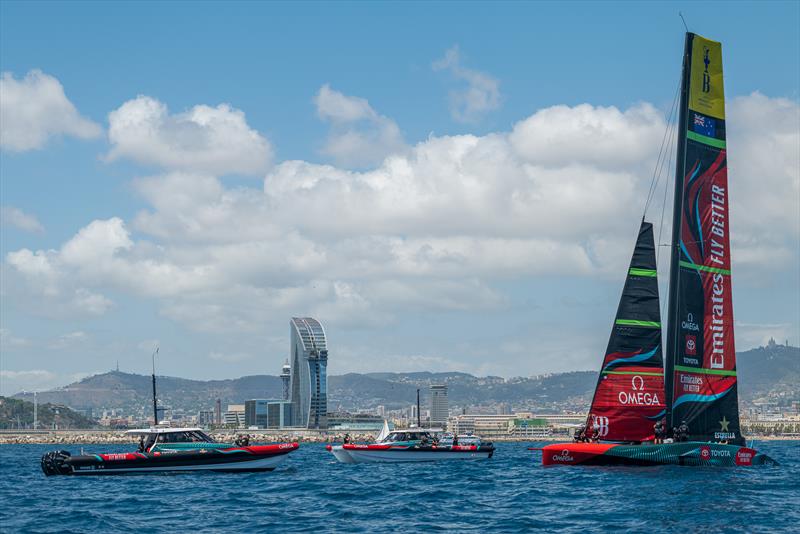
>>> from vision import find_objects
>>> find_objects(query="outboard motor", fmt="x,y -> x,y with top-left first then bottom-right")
41,450 -> 72,476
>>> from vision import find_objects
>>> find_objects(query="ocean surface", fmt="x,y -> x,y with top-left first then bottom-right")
1,441 -> 798,532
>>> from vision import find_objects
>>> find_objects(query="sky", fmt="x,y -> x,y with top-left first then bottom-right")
1,1 -> 798,395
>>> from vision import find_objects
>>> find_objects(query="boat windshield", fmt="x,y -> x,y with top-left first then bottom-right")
385,431 -> 430,442
158,430 -> 215,443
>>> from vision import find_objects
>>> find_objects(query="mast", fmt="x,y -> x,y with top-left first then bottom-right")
416,388 -> 421,428
152,347 -> 159,426
664,32 -> 692,430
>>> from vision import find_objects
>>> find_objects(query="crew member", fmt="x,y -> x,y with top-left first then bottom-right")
591,418 -> 601,442
677,421 -> 689,442
573,424 -> 586,443
138,435 -> 145,452
654,419 -> 665,444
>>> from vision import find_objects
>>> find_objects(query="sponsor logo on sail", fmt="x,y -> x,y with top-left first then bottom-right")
618,376 -> 661,406
702,47 -> 711,93
679,373 -> 702,393
685,334 -> 697,356
681,313 -> 700,332
592,416 -> 609,437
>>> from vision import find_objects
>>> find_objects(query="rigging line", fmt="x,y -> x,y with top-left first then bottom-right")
643,77 -> 682,216
657,120 -> 676,323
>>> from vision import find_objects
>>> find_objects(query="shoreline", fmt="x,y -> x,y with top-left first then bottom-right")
0,430 -> 796,445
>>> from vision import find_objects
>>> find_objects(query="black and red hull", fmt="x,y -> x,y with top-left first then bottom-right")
539,442 -> 777,467
42,443 -> 299,475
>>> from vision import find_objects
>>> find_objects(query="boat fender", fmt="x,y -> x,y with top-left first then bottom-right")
41,450 -> 72,476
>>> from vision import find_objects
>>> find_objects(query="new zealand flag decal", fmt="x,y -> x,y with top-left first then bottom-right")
693,112 -> 716,137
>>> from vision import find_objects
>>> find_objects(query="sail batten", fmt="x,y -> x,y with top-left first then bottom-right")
665,33 -> 743,444
588,221 -> 665,442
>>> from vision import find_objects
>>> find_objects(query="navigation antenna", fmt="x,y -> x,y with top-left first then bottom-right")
679,12 -> 689,32
152,347 -> 159,426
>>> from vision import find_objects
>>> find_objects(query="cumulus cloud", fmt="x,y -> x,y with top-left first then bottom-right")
1,206 -> 45,234
4,94 -> 797,340
314,84 -> 406,168
106,96 -> 272,175
0,70 -> 102,151
727,92 -> 800,272
433,45 -> 501,123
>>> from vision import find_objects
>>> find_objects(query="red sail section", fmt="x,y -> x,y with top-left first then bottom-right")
669,33 -> 741,444
587,222 -> 665,442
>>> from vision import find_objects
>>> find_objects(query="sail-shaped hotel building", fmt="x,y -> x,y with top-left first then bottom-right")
289,317 -> 328,429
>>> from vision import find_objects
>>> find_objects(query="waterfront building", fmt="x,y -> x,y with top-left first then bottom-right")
244,399 -> 295,429
197,409 -> 215,426
447,413 -> 583,439
430,384 -> 448,426
289,317 -> 328,429
223,404 -> 245,428
328,412 -> 387,432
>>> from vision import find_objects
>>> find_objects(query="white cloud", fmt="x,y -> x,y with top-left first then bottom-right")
433,45 -> 501,123
314,84 -> 406,168
209,351 -> 253,363
0,369 -> 91,396
0,70 -> 102,151
106,95 -> 272,175
727,92 -> 800,272
4,94 -> 797,342
1,206 -> 45,234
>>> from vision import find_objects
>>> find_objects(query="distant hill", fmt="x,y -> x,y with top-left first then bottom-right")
736,341 -> 799,403
13,343 -> 798,416
0,396 -> 97,429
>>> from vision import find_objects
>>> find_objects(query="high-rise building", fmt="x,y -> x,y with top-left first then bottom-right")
214,398 -> 222,424
280,359 -> 291,401
430,384 -> 449,425
244,399 -> 293,428
289,317 -> 328,429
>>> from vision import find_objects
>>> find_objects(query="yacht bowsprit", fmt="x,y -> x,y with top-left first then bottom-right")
41,427 -> 299,476
538,31 -> 778,468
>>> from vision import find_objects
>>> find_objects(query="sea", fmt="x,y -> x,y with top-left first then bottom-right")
1,441 -> 798,533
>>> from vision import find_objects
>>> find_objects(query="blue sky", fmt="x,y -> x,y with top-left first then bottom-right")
1,1 -> 798,394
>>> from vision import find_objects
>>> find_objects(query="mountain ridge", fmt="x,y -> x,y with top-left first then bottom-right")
13,344 -> 798,415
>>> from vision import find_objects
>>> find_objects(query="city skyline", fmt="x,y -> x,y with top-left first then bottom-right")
1,2 -> 799,395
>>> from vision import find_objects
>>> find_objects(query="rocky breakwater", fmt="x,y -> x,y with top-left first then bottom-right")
0,430 -> 378,445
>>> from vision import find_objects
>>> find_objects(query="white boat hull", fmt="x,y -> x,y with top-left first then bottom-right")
329,445 -> 492,463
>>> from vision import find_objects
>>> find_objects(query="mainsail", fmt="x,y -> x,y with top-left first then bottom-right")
665,33 -> 742,444
588,221 -> 665,442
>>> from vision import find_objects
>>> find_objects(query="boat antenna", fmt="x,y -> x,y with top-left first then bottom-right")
679,12 -> 689,33
416,388 -> 421,428
152,347 -> 159,426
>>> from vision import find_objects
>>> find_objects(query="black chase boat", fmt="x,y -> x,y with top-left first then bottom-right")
540,32 -> 777,467
41,427 -> 299,476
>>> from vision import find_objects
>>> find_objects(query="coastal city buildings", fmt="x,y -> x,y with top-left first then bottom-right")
223,404 -> 245,427
430,384 -> 448,425
244,399 -> 294,428
289,317 -> 329,429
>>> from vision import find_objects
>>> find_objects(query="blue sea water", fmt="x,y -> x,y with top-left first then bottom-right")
1,441 -> 798,533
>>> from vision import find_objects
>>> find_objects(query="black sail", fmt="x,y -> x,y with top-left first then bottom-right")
587,221 -> 665,442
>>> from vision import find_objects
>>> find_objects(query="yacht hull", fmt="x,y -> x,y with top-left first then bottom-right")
540,442 -> 777,467
42,443 -> 299,475
327,443 -> 494,463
